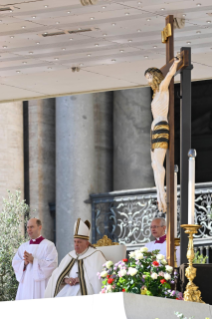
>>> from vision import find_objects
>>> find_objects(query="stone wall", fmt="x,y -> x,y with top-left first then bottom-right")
28,99 -> 55,241
0,102 -> 24,207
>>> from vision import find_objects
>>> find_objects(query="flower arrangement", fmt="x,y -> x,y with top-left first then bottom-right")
98,247 -> 183,300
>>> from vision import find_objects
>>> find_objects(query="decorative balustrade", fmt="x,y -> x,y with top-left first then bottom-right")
90,182 -> 212,258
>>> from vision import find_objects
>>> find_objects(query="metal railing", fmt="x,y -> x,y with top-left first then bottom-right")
90,182 -> 212,258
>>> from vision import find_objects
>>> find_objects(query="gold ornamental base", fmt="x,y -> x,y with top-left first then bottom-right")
181,224 -> 204,303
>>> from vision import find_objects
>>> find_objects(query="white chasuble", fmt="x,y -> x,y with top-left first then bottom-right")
145,240 -> 180,266
56,261 -> 80,297
44,247 -> 106,298
12,239 -> 58,300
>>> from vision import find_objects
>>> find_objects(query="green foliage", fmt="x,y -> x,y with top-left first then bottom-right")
174,312 -> 194,319
0,191 -> 29,301
174,311 -> 210,319
193,251 -> 208,264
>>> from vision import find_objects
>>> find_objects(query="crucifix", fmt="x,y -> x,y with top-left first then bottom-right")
145,15 -> 192,267
161,16 -> 192,266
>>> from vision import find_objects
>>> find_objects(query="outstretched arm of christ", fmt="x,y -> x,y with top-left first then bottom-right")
160,57 -> 181,92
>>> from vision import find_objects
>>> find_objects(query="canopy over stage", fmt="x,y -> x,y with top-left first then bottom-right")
0,293 -> 211,319
0,0 -> 212,102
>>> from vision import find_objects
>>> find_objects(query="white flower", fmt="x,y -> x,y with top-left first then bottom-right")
128,267 -> 138,276
151,272 -> 158,280
129,251 -> 136,258
140,247 -> 148,252
107,285 -> 112,292
156,254 -> 165,260
165,265 -> 173,273
161,259 -> 167,265
100,271 -> 108,278
135,252 -> 144,260
164,273 -> 171,280
106,260 -> 113,268
119,269 -> 127,277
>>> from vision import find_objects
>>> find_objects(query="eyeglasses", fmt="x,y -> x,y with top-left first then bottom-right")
150,226 -> 163,229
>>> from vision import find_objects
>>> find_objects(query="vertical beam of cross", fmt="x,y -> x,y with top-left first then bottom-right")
165,15 -> 175,267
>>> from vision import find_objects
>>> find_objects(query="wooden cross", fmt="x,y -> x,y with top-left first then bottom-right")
159,15 -> 190,267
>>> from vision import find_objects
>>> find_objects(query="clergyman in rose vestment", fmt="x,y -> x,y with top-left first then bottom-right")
12,218 -> 58,300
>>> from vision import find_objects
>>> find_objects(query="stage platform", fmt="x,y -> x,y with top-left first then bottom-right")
0,293 -> 211,319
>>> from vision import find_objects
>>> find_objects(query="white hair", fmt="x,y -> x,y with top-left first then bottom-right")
151,217 -> 166,227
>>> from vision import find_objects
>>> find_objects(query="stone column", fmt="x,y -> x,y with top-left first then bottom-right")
28,99 -> 55,242
113,87 -> 154,190
56,94 -> 95,260
93,92 -> 113,193
0,102 -> 24,205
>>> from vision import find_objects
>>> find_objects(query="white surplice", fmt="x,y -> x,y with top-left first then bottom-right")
12,239 -> 58,300
45,247 -> 106,298
145,240 -> 180,266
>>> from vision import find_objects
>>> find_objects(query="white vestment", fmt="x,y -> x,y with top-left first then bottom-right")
145,240 -> 180,266
44,247 -> 106,298
12,239 -> 58,300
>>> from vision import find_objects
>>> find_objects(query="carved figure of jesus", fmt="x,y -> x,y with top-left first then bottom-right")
144,57 -> 181,213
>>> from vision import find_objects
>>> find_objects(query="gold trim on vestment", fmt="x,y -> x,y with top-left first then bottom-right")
152,142 -> 168,150
75,218 -> 81,236
54,258 -> 76,297
74,235 -> 89,240
68,247 -> 107,260
78,259 -> 88,295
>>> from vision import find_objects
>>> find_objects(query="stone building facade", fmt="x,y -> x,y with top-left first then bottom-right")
0,87 -> 154,260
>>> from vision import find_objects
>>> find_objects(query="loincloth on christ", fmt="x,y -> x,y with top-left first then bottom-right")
151,121 -> 169,151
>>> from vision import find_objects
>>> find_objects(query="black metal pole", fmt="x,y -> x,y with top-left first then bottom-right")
180,47 -> 193,264
23,101 -> 30,207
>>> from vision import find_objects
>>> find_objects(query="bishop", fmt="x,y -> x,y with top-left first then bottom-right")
45,218 -> 106,298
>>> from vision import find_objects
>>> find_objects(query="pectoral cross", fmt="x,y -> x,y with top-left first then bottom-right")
160,15 -> 192,267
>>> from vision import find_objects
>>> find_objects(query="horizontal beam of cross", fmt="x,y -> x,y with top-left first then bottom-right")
160,49 -> 190,77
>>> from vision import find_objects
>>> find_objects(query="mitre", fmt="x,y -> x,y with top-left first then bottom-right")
74,218 -> 91,240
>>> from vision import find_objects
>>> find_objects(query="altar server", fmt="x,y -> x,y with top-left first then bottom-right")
145,217 -> 180,266
45,218 -> 106,298
12,218 -> 58,300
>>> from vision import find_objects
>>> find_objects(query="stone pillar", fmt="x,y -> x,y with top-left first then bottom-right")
113,87 -> 154,190
56,94 -> 95,260
0,102 -> 24,205
93,92 -> 113,193
28,99 -> 55,242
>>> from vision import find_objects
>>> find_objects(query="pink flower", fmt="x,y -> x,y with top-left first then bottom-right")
158,271 -> 164,277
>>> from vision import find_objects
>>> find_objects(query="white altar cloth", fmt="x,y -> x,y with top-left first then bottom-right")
0,292 -> 211,319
